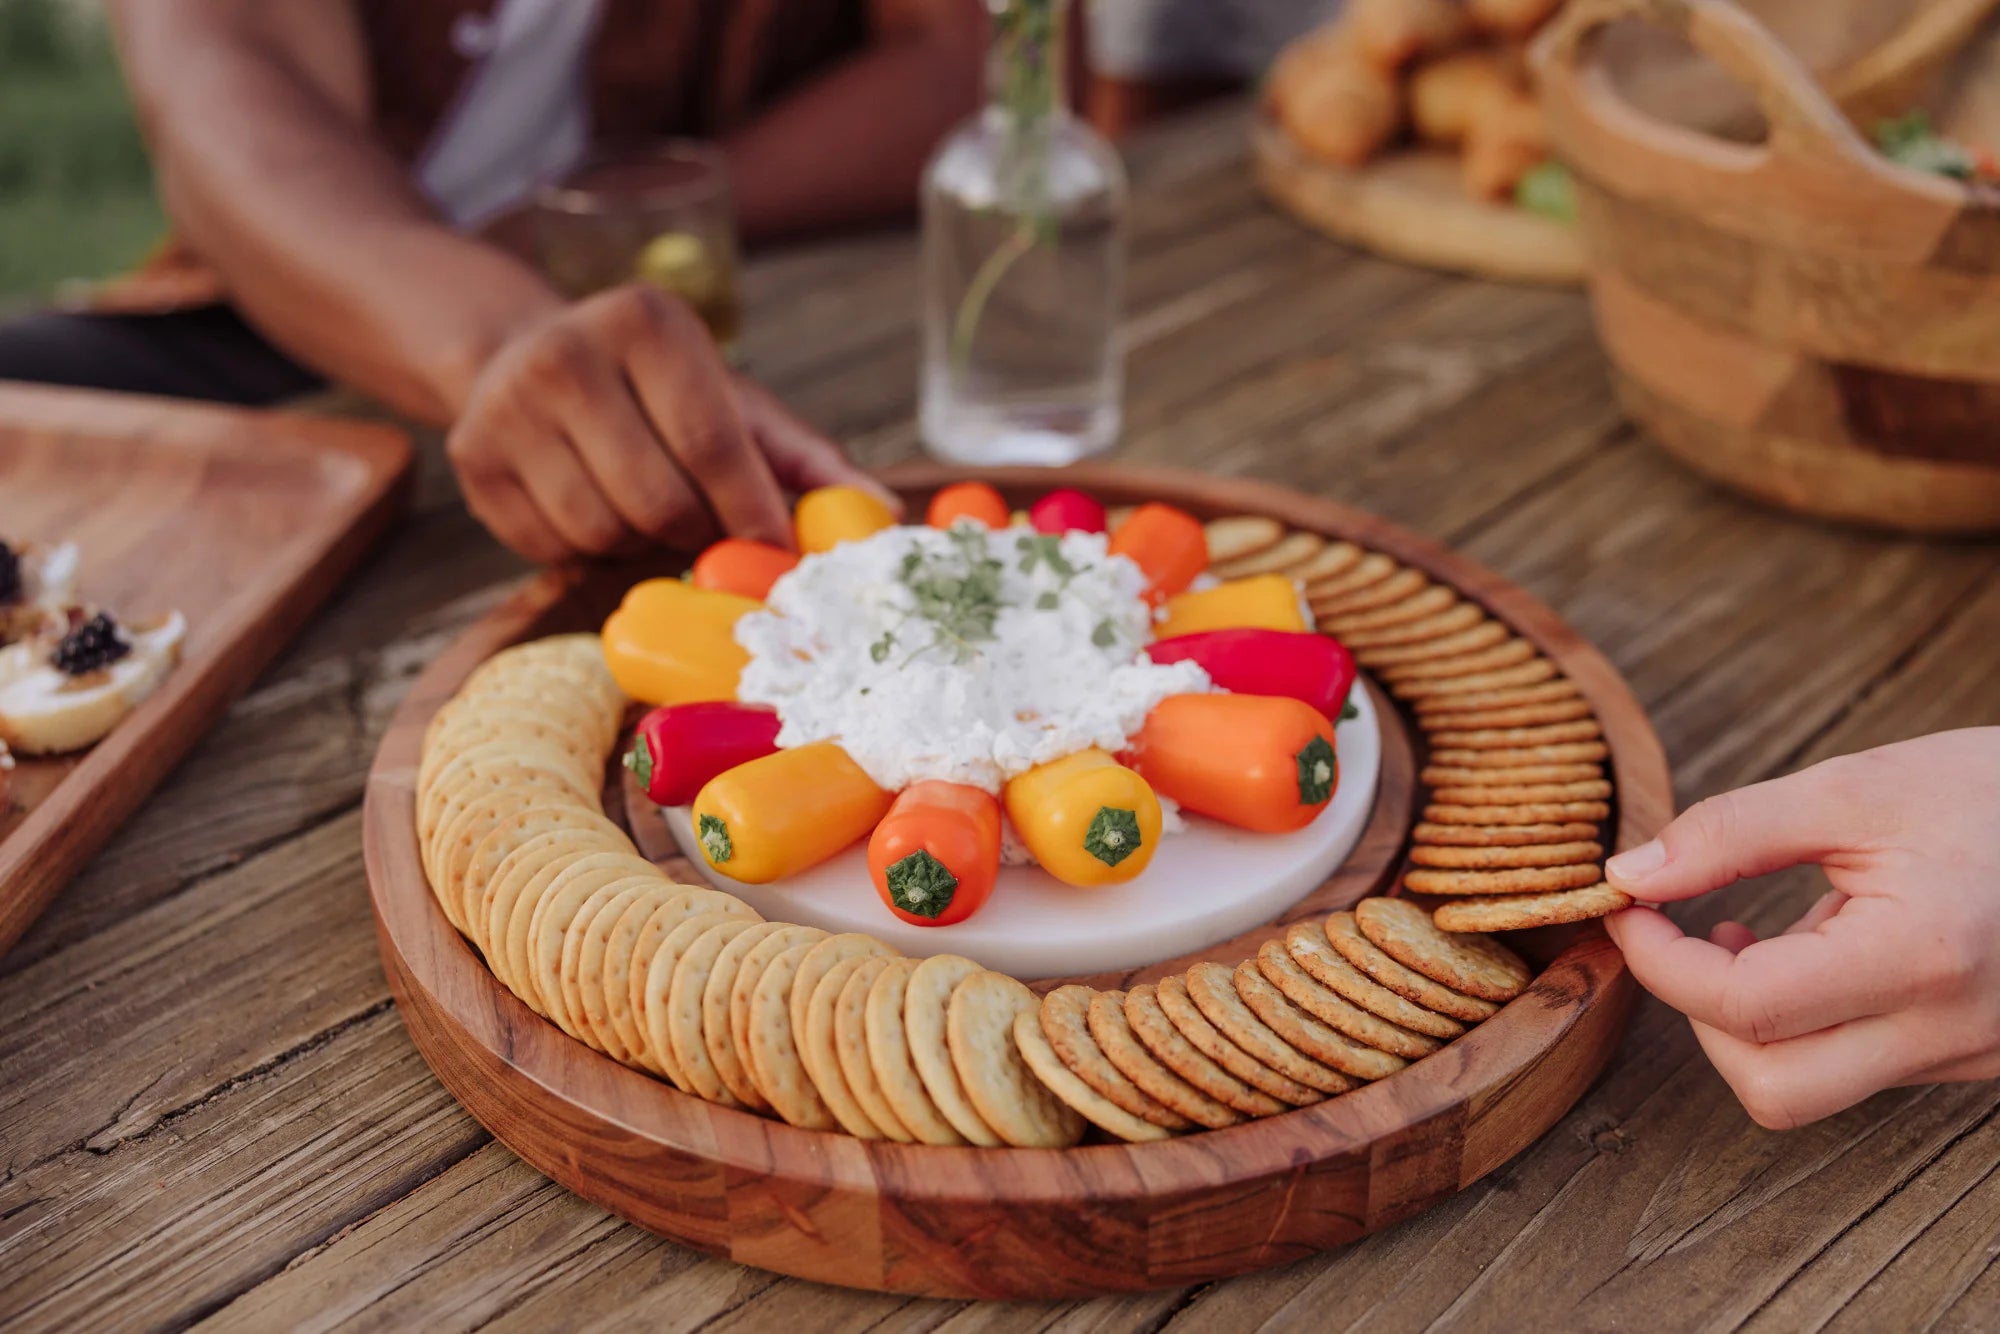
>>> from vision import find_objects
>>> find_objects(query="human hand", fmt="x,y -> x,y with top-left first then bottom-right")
447,284 -> 897,562
1602,728 -> 2000,1130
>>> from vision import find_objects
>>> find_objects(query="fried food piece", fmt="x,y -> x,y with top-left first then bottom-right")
1278,52 -> 1406,168
1463,87 -> 1548,200
1348,0 -> 1472,71
1410,50 -> 1522,147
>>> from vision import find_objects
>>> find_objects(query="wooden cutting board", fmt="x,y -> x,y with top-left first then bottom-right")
0,384 -> 412,957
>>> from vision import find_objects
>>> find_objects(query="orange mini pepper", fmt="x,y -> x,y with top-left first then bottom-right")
795,485 -> 897,554
868,780 -> 1002,925
926,482 -> 1012,531
690,538 -> 798,601
1154,574 -> 1308,640
1107,502 -> 1208,606
1126,693 -> 1338,833
691,741 -> 893,883
600,578 -> 758,706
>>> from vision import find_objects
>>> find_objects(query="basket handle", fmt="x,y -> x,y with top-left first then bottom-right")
1535,0 -> 1888,175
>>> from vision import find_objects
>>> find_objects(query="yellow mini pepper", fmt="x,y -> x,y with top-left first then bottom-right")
601,578 -> 759,706
1154,574 -> 1309,640
691,741 -> 894,883
795,485 -> 896,554
1003,748 -> 1162,887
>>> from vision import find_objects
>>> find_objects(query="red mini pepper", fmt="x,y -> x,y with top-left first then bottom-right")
1146,629 -> 1358,722
867,780 -> 1003,926
624,702 -> 782,807
1029,488 -> 1107,535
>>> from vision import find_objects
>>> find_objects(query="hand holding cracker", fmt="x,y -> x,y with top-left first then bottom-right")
1602,729 -> 2000,1131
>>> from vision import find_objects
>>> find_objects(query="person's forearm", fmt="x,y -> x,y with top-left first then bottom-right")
113,3 -> 561,423
724,27 -> 983,244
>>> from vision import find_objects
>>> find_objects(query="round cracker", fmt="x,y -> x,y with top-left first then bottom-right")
1421,763 -> 1602,788
438,787 -> 597,935
866,958 -> 969,1146
527,856 -> 662,1036
1414,679 -> 1584,716
1088,990 -> 1242,1129
1412,821 -> 1601,847
802,955 -> 894,1138
1203,515 -> 1284,565
1424,720 -> 1605,750
1284,540 -> 1363,585
945,971 -> 1084,1148
1042,986 -> 1189,1130
420,711 -> 602,792
1013,1011 -> 1169,1143
469,811 -> 630,955
1384,639 -> 1538,684
482,831 -> 624,1005
834,957 -> 915,1142
1320,586 -> 1458,633
559,880 -> 650,1055
1430,781 -> 1614,806
744,943 -> 838,1130
421,763 -> 583,892
1354,620 -> 1508,668
1211,530 -> 1323,580
636,908 -> 759,1085
1433,882 -> 1634,932
1424,802 -> 1611,827
1304,551 -> 1396,600
1263,934 -> 1447,1056
708,923 -> 822,1109
1340,602 -> 1485,650
1184,962 -> 1356,1093
1156,974 -> 1323,1106
419,745 -> 595,844
1311,568 -> 1428,618
1392,659 -> 1559,700
1124,984 -> 1286,1118
567,881 -> 672,1060
1409,865 -> 1612,898
1233,958 -> 1407,1079
1428,742 -> 1609,768
1356,896 -> 1531,1002
1325,912 -> 1496,1023
1280,920 -> 1472,1040
1415,699 -> 1594,732
790,933 -> 894,1043
660,917 -> 761,1104
618,891 -> 759,1068
905,955 -> 1003,1146
1411,840 -> 1604,869
725,925 -> 831,1107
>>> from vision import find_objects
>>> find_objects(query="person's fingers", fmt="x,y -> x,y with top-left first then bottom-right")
736,377 -> 903,517
1693,1012 -> 1941,1130
1606,758 -> 1875,904
504,432 -> 635,557
613,288 -> 792,546
1603,901 -> 1919,1044
460,470 -> 572,565
1785,889 -> 1848,937
549,353 -> 720,550
1710,920 -> 1757,953
1902,1048 -> 2000,1086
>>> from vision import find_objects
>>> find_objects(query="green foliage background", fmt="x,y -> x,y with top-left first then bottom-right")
0,0 -> 164,304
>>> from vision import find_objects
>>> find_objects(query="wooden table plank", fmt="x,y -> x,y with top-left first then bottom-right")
4,99 -> 1998,1331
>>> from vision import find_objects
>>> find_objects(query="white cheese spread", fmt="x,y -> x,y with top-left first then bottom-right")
735,523 -> 1210,795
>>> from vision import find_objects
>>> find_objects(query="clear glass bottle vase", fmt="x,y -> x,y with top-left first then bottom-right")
919,0 -> 1128,466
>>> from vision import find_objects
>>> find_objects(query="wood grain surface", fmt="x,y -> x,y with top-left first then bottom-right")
4,103 -> 1999,1330
0,386 -> 411,956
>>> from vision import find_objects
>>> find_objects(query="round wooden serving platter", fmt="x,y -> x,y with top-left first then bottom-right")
1252,120 -> 1587,287
364,465 -> 1671,1299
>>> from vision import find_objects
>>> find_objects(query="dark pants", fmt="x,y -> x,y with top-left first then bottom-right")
0,305 -> 323,406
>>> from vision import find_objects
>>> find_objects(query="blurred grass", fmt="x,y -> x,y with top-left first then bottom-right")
0,0 -> 164,304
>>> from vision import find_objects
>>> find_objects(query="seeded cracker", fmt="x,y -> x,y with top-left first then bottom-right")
1184,962 -> 1355,1093
1355,897 -> 1531,1002
1042,986 -> 1190,1129
1325,911 -> 1497,1023
1434,883 -> 1634,932
1013,1011 -> 1170,1142
1272,928 -> 1456,1050
1157,974 -> 1323,1105
1090,989 -> 1244,1128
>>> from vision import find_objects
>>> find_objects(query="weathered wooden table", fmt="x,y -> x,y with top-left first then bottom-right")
6,104 -> 2000,1332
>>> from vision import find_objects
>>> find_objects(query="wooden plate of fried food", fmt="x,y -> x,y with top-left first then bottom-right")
1256,0 -> 1586,284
